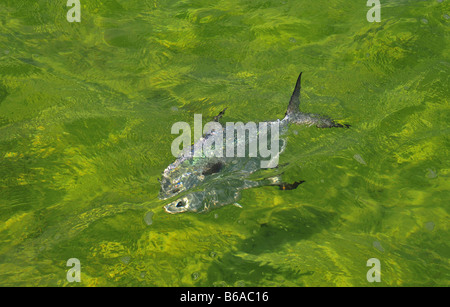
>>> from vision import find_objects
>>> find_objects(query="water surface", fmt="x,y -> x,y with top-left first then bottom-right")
0,0 -> 448,286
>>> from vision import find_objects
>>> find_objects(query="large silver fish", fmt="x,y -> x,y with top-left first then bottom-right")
159,73 -> 349,214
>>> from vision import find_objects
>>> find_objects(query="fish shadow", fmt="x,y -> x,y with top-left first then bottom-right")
241,205 -> 336,254
204,205 -> 337,285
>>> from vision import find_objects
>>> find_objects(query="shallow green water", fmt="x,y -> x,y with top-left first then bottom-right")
0,0 -> 449,286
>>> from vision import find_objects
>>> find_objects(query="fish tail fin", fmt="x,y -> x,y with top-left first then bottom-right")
285,72 -> 350,128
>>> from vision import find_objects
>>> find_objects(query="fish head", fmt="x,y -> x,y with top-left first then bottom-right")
158,175 -> 187,200
159,162 -> 209,200
164,192 -> 204,214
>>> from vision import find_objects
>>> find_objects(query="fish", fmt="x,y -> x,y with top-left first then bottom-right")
163,177 -> 306,214
159,72 -> 349,214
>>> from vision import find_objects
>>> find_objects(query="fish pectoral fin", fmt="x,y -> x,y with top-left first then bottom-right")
278,180 -> 305,191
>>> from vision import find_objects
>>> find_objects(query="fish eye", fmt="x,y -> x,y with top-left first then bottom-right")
176,201 -> 184,208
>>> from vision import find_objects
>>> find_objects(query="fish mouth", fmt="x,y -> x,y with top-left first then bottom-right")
164,204 -> 188,214
158,193 -> 170,201
158,186 -> 185,200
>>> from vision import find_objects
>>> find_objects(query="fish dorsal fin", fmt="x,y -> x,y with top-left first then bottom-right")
285,72 -> 302,117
